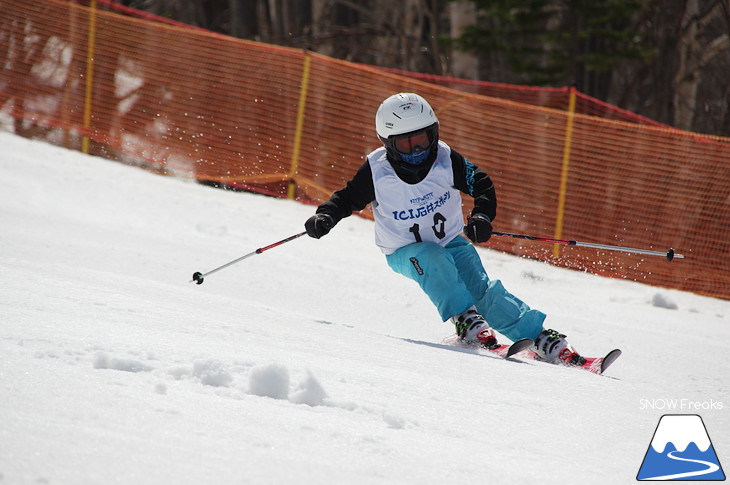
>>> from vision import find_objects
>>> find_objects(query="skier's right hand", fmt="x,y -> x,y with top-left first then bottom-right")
305,213 -> 335,239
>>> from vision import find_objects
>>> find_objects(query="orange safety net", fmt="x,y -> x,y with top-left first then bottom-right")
3,0 -> 730,300
377,67 -> 667,127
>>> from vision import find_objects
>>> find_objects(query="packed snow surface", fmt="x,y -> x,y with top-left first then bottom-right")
1,132 -> 728,484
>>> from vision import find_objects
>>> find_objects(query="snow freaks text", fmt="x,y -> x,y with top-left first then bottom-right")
639,399 -> 724,411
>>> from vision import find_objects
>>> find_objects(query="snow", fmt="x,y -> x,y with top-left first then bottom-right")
1,131 -> 728,484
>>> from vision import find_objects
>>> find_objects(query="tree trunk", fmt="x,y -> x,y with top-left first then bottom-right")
673,0 -> 700,130
448,0 -> 478,79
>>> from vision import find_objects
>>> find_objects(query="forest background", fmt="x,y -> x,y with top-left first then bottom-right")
108,0 -> 730,137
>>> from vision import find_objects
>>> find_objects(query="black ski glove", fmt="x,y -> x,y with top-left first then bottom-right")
305,213 -> 335,239
464,213 -> 493,243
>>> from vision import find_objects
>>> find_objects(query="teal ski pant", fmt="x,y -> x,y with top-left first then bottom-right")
386,236 -> 545,342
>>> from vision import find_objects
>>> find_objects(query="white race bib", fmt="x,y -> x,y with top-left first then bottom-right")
369,141 -> 464,254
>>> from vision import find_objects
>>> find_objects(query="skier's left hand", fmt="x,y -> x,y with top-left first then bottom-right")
464,213 -> 493,243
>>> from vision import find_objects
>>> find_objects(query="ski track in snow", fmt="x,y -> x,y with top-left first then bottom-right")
1,132 -> 729,485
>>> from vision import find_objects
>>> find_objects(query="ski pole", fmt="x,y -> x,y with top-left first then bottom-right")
492,231 -> 684,261
190,231 -> 307,285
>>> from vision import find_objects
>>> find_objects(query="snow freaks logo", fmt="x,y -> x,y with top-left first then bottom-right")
637,414 -> 726,481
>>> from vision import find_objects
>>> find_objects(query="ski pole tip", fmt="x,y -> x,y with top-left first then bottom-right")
666,248 -> 685,261
191,271 -> 204,285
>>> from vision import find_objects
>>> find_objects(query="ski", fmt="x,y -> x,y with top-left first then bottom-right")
517,347 -> 622,375
442,334 -> 621,374
443,335 -> 534,359
496,337 -> 535,358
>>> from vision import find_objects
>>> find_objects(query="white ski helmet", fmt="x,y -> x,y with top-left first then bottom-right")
375,93 -> 439,167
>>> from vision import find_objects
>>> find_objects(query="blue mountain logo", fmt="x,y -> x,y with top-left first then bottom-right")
637,414 -> 725,481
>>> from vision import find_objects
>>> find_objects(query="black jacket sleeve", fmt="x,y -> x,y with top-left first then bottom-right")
315,160 -> 375,224
450,149 -> 497,222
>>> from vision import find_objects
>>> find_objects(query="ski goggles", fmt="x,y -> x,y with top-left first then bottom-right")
391,125 -> 437,155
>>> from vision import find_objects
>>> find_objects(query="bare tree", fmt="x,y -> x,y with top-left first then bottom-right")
300,0 -> 445,74
673,0 -> 730,130
449,0 -> 478,79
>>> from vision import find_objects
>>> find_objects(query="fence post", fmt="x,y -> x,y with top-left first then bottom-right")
553,86 -> 577,257
62,1 -> 80,149
81,0 -> 98,154
287,50 -> 312,199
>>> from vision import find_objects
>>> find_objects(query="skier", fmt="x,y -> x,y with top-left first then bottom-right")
304,92 -> 577,364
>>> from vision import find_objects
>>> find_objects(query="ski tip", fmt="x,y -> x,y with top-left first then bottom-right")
599,348 -> 622,374
505,338 -> 534,358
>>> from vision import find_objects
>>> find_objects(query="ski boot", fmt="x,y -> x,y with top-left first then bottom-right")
451,305 -> 498,350
533,329 -> 586,366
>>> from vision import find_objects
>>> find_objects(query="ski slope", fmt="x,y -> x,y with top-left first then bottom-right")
1,131 -> 728,484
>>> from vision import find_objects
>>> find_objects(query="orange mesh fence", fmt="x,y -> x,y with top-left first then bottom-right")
3,0 -> 730,299
378,67 -> 667,127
